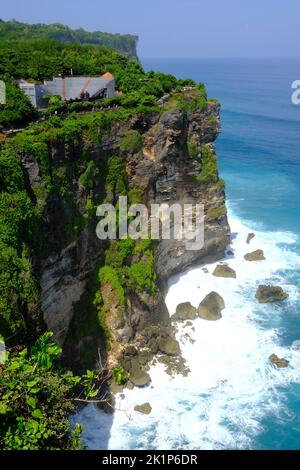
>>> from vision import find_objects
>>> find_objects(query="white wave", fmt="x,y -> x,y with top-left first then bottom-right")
75,208 -> 300,450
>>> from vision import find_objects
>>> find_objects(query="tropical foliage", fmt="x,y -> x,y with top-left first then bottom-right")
0,332 -> 100,450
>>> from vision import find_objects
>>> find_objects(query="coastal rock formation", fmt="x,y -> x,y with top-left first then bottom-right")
244,249 -> 265,261
269,354 -> 289,368
198,291 -> 225,321
255,285 -> 289,303
109,382 -> 124,394
128,358 -> 150,387
158,337 -> 180,356
212,264 -> 236,278
171,302 -> 197,322
134,403 -> 152,415
157,354 -> 190,377
18,89 -> 230,373
246,233 -> 255,244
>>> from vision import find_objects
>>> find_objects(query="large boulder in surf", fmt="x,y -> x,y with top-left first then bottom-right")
246,233 -> 255,244
134,403 -> 152,415
197,292 -> 225,321
213,264 -> 236,279
171,302 -> 197,322
129,358 -> 150,387
244,249 -> 265,261
158,337 -> 180,356
269,354 -> 289,368
255,285 -> 289,303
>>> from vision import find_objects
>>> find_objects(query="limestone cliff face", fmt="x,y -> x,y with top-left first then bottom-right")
21,90 -> 230,370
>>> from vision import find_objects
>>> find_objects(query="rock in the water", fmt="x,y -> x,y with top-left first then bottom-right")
109,382 -> 124,394
244,249 -> 265,261
171,302 -> 197,322
134,402 -> 152,415
255,285 -> 289,303
246,233 -> 255,244
126,381 -> 134,390
198,292 -> 225,321
269,354 -> 289,368
202,267 -> 209,274
138,350 -> 153,366
158,337 -> 180,355
129,358 -> 150,387
213,264 -> 236,279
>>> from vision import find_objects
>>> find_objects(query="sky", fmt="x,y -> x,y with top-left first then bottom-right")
1,0 -> 300,58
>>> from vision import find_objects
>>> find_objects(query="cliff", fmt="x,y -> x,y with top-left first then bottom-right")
13,89 -> 229,375
0,89 -> 230,382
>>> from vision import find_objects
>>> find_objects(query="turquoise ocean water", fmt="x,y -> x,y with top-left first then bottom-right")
76,59 -> 300,450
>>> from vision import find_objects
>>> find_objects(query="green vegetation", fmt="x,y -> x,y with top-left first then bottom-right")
0,332 -> 100,450
0,19 -> 138,59
0,35 -> 206,130
120,130 -> 143,154
79,161 -> 97,190
113,366 -> 128,385
207,97 -> 220,105
196,144 -> 218,183
105,155 -> 127,197
0,78 -> 37,131
127,252 -> 156,295
206,204 -> 227,219
187,137 -> 199,158
0,145 -> 39,341
208,115 -> 219,126
189,94 -> 207,113
216,178 -> 226,189
164,87 -> 207,114
99,265 -> 125,307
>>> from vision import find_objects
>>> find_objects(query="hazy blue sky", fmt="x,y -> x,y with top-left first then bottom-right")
1,0 -> 300,58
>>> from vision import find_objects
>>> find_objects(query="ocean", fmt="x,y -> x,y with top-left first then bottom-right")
75,58 -> 300,450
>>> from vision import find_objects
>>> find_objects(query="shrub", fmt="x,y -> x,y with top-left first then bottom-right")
187,138 -> 199,158
127,250 -> 156,294
196,144 -> 218,183
113,366 -> 128,385
98,265 -> 125,306
79,161 -> 96,190
208,115 -> 219,126
216,178 -> 226,189
207,204 -> 227,219
120,130 -> 143,154
105,155 -> 127,196
0,77 -> 37,131
0,332 -> 99,450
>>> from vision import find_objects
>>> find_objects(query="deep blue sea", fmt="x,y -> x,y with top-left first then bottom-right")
76,59 -> 300,450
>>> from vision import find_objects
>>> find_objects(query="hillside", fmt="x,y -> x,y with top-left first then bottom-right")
0,19 -> 138,59
0,38 -> 198,131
